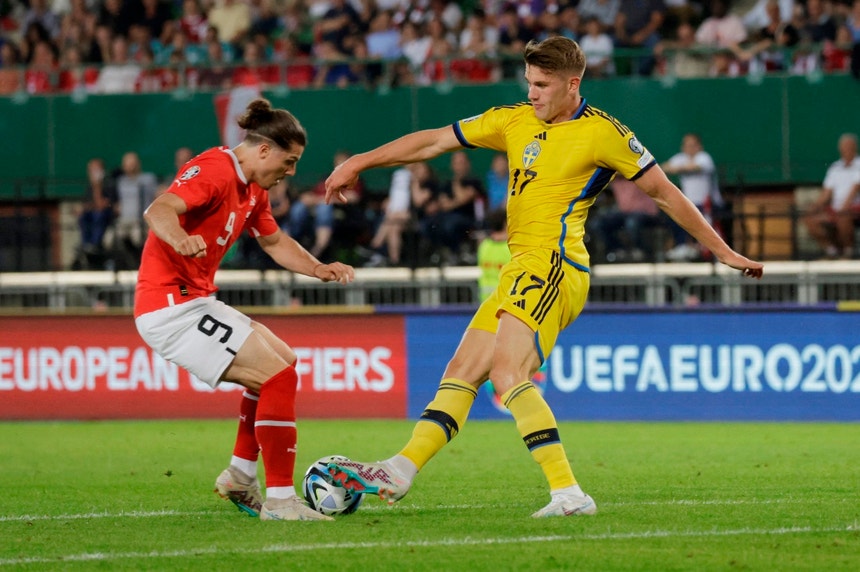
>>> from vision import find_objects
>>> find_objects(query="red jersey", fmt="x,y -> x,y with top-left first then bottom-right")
134,147 -> 279,317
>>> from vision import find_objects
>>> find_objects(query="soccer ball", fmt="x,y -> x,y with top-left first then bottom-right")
302,455 -> 364,516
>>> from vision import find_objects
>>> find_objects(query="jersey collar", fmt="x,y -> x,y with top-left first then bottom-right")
570,97 -> 587,120
221,147 -> 249,185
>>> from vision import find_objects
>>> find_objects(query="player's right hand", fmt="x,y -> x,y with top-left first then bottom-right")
324,162 -> 358,205
174,235 -> 207,258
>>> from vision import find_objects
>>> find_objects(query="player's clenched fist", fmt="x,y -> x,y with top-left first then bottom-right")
174,235 -> 207,258
314,262 -> 355,285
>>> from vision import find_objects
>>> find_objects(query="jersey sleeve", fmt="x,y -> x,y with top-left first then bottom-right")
594,121 -> 657,181
452,106 -> 512,152
167,158 -> 227,211
247,187 -> 280,238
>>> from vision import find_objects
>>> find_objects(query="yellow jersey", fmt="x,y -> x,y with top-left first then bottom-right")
454,99 -> 655,271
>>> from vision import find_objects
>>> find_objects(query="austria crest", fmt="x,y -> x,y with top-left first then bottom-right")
522,141 -> 541,168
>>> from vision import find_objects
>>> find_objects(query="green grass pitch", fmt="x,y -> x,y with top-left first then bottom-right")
0,419 -> 858,571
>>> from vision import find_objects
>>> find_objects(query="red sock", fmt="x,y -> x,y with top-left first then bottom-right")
232,390 -> 260,461
254,366 -> 298,488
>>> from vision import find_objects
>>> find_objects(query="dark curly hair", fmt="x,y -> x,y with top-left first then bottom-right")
237,98 -> 307,150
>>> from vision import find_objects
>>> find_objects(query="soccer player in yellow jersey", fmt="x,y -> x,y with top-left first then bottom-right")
324,36 -> 764,517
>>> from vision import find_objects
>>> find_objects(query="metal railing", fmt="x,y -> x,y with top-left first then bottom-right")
1,260 -> 859,312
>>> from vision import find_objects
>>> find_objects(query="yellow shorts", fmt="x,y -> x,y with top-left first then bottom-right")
468,249 -> 589,362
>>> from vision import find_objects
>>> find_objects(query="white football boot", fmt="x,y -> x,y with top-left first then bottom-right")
326,459 -> 411,504
531,492 -> 598,518
259,496 -> 334,521
214,466 -> 263,517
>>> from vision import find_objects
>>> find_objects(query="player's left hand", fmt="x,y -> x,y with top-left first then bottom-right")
313,262 -> 355,285
719,252 -> 764,279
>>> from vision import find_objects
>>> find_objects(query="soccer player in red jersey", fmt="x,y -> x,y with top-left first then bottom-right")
135,98 -> 354,521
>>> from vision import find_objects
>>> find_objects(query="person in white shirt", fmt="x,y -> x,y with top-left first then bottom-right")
803,133 -> 860,259
662,133 -> 724,260
580,16 -> 615,76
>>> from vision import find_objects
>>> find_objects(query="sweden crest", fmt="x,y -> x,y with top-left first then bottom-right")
522,141 -> 541,168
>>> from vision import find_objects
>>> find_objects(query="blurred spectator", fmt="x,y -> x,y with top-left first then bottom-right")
279,36 -> 315,88
822,24 -> 853,71
366,9 -> 402,60
423,15 -> 457,82
485,152 -> 509,211
75,157 -> 116,269
655,21 -> 711,77
558,5 -> 582,40
535,9 -> 565,41
581,16 -> 615,77
661,133 -> 724,261
423,150 -> 486,264
135,44 -> 179,91
459,9 -> 498,58
0,42 -> 22,94
58,44 -> 99,92
802,0 -> 837,43
179,0 -> 209,44
802,133 -> 860,259
365,165 -> 413,266
21,20 -> 53,62
398,19 -> 432,84
138,0 -> 174,46
497,4 -> 534,78
163,146 -> 195,185
108,151 -> 158,269
249,0 -> 283,40
22,0 -> 60,40
453,8 -> 497,82
578,0 -> 622,33
97,0 -> 134,39
196,39 -> 234,89
476,207 -> 509,301
738,0 -> 800,72
93,34 -> 141,93
291,150 -> 365,260
695,0 -> 748,48
208,0 -> 252,46
315,0 -> 361,53
313,39 -> 359,87
87,23 -> 113,64
614,0 -> 667,75
743,0 -> 795,31
590,176 -> 662,262
24,38 -> 56,93
268,177 -> 291,234
233,39 -> 279,86
848,0 -> 860,42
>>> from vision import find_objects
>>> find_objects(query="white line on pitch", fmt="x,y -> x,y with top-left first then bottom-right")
0,525 -> 853,567
0,497 -> 816,523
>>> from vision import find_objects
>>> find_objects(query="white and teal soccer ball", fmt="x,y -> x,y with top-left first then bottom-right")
302,455 -> 364,516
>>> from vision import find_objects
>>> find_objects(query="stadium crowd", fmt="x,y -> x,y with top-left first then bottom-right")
0,0 -> 858,95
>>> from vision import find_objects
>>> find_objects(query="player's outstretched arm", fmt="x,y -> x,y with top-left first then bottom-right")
257,231 -> 355,284
635,166 -> 764,279
325,126 -> 463,204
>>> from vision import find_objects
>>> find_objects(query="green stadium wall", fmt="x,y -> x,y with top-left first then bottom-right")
1,74 -> 857,199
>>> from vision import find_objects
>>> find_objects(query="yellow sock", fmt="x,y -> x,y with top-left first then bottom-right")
399,378 -> 477,470
502,381 -> 576,490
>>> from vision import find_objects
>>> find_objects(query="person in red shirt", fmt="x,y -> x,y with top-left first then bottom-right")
134,98 -> 354,522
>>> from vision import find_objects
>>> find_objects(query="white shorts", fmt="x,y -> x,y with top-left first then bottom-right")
135,297 -> 254,387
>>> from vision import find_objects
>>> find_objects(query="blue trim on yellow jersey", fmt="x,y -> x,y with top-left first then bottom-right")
558,166 -> 615,272
535,331 -> 545,364
571,97 -> 588,120
452,122 -> 476,148
630,159 -> 657,181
